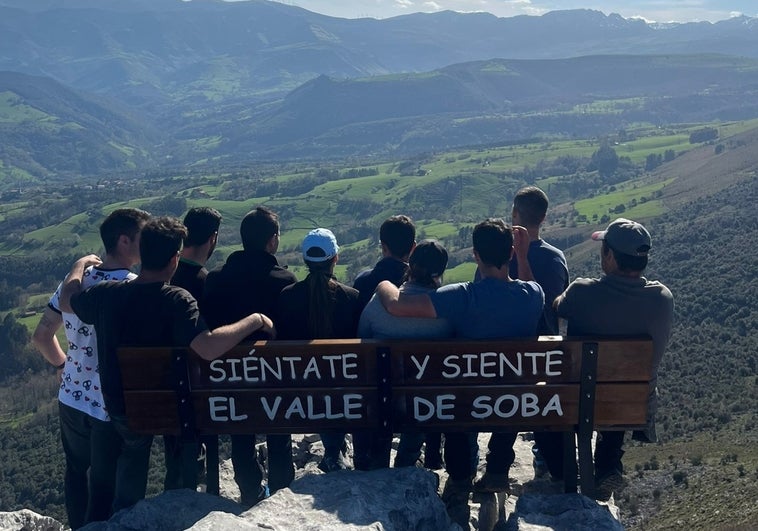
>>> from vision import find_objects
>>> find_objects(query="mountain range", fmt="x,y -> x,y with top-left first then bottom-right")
2,0 -> 758,179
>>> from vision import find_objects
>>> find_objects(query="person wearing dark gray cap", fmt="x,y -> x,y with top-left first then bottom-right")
548,217 -> 673,501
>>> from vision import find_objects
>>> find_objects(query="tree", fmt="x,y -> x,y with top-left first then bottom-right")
590,143 -> 619,178
645,153 -> 663,172
689,127 -> 718,144
0,313 -> 42,378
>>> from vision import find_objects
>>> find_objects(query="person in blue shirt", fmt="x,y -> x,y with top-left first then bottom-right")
375,218 -> 543,529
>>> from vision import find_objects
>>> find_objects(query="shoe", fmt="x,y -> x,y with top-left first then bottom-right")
593,470 -> 624,501
318,452 -> 349,473
472,472 -> 510,494
441,478 -> 472,530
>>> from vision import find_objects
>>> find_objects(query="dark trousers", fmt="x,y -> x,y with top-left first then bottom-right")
482,431 -> 517,475
394,432 -> 443,468
352,431 -> 392,470
231,434 -> 294,506
108,415 -> 153,513
59,402 -> 121,529
594,431 -> 625,476
534,430 -> 626,483
163,436 -> 199,491
319,431 -> 347,458
533,431 -> 567,480
443,431 -> 479,482
164,434 -> 219,493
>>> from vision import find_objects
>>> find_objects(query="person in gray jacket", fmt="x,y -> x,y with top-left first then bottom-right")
551,218 -> 674,501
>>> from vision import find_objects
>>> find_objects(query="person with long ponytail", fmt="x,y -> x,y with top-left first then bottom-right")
355,239 -> 453,471
276,228 -> 361,472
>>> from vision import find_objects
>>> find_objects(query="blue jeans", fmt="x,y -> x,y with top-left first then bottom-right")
108,415 -> 153,513
59,402 -> 121,529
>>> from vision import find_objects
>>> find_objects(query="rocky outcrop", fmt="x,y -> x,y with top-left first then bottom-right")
1,433 -> 623,531
0,509 -> 65,531
504,493 -> 622,531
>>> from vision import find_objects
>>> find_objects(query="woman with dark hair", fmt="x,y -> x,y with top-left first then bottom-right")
276,228 -> 361,472
355,239 -> 453,470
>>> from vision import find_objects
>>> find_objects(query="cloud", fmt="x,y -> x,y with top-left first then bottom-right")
501,0 -> 546,17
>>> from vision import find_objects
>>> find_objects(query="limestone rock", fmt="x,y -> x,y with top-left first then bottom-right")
0,509 -> 65,531
193,466 -> 452,531
79,490 -> 243,531
503,493 -> 623,531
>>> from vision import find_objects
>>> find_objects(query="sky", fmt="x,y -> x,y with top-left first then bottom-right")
265,1 -> 757,23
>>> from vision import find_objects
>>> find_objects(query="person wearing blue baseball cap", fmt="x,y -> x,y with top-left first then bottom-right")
276,228 -> 362,473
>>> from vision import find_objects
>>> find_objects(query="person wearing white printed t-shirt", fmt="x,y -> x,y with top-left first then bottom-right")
33,208 -> 149,529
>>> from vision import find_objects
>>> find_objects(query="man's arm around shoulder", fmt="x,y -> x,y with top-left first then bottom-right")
375,280 -> 437,318
58,254 -> 102,313
190,313 -> 275,361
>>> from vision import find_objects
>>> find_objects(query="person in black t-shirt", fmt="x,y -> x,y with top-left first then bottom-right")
165,206 -> 222,493
60,217 -> 273,514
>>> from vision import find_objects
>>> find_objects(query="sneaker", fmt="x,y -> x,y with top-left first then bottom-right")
594,470 -> 624,501
472,472 -> 510,494
441,478 -> 472,530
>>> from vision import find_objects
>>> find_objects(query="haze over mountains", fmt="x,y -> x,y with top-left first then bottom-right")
2,0 -> 758,179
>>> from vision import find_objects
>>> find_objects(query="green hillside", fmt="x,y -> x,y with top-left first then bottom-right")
0,71 -> 159,182
0,120 -> 756,528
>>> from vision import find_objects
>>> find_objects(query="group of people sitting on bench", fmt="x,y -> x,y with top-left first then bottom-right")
34,186 -> 672,529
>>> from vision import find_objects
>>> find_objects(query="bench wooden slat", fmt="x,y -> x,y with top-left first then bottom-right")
118,337 -> 653,391
123,382 -> 649,435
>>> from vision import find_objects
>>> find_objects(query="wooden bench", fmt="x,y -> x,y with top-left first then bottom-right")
118,336 -> 653,498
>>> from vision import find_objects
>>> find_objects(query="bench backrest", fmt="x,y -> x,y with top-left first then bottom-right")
118,336 -> 653,437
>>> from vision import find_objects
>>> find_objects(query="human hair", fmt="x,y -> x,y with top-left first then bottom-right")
240,207 -> 279,251
182,207 -> 222,247
379,215 -> 416,259
472,218 -> 513,269
513,186 -> 549,227
99,208 -> 150,255
406,240 -> 448,289
304,259 -> 338,337
139,216 -> 187,271
603,241 -> 648,273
